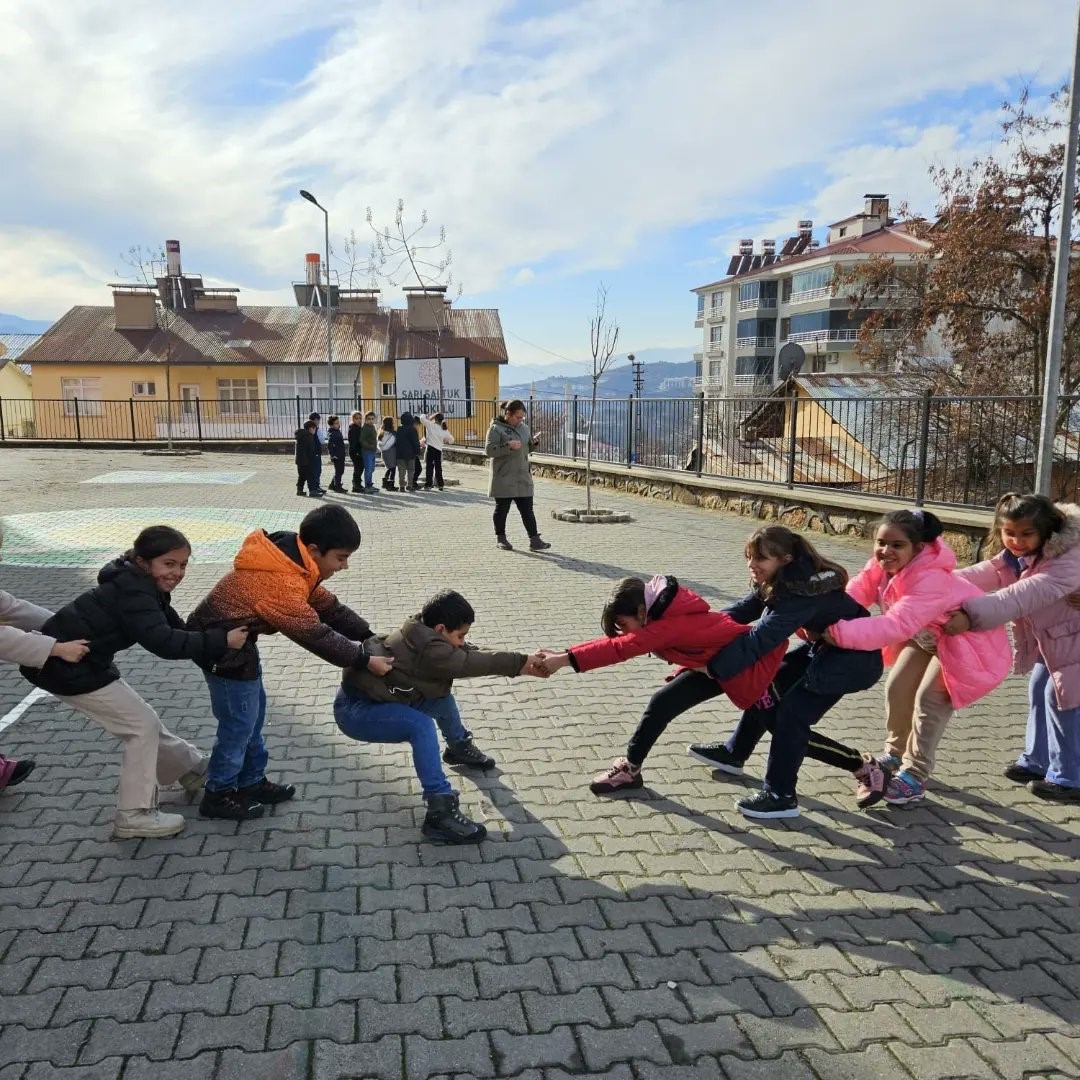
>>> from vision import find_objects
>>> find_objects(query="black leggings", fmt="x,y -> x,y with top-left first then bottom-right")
626,670 -> 727,766
726,645 -> 863,796
493,496 -> 538,539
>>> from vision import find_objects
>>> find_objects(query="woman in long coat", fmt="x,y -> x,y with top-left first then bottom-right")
484,399 -> 551,551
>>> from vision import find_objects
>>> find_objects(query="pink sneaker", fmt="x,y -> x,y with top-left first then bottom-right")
854,758 -> 888,808
590,758 -> 643,795
884,770 -> 926,805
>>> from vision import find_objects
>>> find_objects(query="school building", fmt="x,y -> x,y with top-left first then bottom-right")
15,244 -> 509,443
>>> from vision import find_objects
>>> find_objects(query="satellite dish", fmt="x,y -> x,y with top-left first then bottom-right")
777,342 -> 806,380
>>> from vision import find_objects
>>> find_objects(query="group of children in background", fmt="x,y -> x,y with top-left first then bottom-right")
0,490 -> 1078,843
295,409 -> 453,498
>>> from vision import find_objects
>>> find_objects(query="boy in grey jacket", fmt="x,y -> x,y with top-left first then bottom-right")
335,589 -> 546,843
0,523 -> 92,788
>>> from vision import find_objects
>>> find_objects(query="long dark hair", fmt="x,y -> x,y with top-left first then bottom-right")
125,525 -> 190,564
991,492 -> 1064,553
878,508 -> 944,546
745,526 -> 848,601
500,399 -> 526,417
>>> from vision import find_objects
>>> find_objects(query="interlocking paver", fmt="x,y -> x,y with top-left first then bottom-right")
1,449 -> 1076,1079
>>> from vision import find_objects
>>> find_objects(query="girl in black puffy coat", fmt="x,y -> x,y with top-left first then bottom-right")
21,526 -> 248,840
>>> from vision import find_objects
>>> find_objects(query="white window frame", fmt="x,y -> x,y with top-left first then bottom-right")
217,378 -> 259,416
61,377 -> 103,416
381,381 -> 396,397
131,380 -> 157,397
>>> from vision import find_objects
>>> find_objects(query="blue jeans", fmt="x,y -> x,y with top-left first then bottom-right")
204,672 -> 268,792
1018,662 -> 1080,787
333,688 -> 470,798
362,449 -> 377,488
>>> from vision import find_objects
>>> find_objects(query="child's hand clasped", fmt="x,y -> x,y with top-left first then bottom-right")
367,655 -> 395,676
519,653 -> 551,678
225,626 -> 250,650
537,650 -> 570,674
50,639 -> 90,663
943,610 -> 971,635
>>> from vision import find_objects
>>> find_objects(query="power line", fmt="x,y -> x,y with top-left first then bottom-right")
504,328 -> 589,369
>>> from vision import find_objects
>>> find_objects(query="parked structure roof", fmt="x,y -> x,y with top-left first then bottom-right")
0,334 -> 40,362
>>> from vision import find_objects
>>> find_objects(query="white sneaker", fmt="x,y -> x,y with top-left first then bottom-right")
177,763 -> 208,800
113,808 -> 186,839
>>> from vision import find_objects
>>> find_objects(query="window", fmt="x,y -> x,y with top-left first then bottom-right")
217,378 -> 259,415
264,365 -> 327,415
709,325 -> 724,345
735,356 -> 772,377
696,295 -> 705,315
710,291 -> 723,313
381,382 -> 396,397
812,354 -> 827,373
838,227 -> 847,237
708,360 -> 724,378
791,267 -> 834,295
61,377 -> 102,416
132,381 -> 156,397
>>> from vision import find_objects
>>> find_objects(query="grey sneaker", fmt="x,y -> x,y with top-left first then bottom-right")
113,808 -> 186,839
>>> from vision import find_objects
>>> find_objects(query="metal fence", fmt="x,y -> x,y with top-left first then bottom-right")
2,392 -> 1077,509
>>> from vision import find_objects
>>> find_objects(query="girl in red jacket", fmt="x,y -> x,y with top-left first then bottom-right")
540,574 -> 786,794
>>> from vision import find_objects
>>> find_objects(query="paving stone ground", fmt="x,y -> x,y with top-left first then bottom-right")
1,446 -> 1079,1079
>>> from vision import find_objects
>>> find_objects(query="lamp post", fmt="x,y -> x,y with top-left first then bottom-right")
299,189 -> 335,408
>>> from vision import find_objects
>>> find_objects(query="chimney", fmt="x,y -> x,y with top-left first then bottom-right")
165,239 -> 182,277
110,283 -> 158,330
404,285 -> 449,331
338,288 -> 381,314
863,193 -> 889,221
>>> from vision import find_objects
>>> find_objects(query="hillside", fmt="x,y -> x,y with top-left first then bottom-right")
502,358 -> 697,399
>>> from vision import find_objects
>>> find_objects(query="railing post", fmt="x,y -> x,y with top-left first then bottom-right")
0,398 -> 5,441
572,396 -> 578,460
914,388 -> 932,506
73,396 -> 82,443
195,396 -> 203,442
785,392 -> 799,488
695,391 -> 705,477
626,395 -> 634,467
129,398 -> 137,442
295,395 -> 302,430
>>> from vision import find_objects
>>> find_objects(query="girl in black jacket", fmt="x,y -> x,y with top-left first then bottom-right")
21,526 -> 248,840
687,526 -> 885,819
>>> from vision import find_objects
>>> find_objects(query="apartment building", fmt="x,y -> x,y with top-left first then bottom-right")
691,195 -> 931,397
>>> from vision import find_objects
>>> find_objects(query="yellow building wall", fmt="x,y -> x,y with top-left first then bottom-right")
30,364 -> 266,440
0,364 -> 34,437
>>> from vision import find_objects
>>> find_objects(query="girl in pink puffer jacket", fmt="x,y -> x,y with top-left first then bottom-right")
948,493 -> 1080,802
825,509 -> 1011,806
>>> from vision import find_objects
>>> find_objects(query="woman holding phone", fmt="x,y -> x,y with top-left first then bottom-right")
484,399 -> 552,551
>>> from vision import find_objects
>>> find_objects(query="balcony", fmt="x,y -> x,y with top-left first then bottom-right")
732,374 -> 772,396
706,340 -> 725,356
785,286 -> 832,306
780,329 -> 900,347
735,336 -> 776,351
694,311 -> 705,327
706,309 -> 726,323
786,283 -> 909,307
737,296 -> 777,312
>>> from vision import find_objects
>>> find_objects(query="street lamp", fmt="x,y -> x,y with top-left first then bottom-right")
299,189 -> 335,407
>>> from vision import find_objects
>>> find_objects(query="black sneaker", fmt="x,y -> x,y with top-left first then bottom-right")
687,742 -> 744,775
7,759 -> 35,787
238,778 -> 296,805
442,739 -> 496,770
199,789 -> 266,821
1004,763 -> 1045,784
529,536 -> 551,551
1028,779 -> 1080,802
737,788 -> 800,819
422,793 -> 487,844
496,536 -> 513,551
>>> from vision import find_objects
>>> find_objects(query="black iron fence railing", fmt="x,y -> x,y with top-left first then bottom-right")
2,392 -> 1077,509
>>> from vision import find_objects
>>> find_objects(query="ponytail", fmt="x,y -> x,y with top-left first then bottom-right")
125,525 -> 190,564
879,508 -> 943,546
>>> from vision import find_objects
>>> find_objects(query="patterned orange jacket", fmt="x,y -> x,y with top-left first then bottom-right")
187,529 -> 374,680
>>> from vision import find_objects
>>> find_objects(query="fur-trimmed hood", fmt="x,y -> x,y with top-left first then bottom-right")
1043,503 -> 1080,560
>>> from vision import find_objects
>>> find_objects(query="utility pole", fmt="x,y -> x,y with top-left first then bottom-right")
1035,0 -> 1080,493
629,353 -> 644,463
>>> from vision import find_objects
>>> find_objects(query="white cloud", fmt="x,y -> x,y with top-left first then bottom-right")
0,0 -> 1072,323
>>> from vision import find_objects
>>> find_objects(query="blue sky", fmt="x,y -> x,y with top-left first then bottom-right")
0,0 -> 1073,377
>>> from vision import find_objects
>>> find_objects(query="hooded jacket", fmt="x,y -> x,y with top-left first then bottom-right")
707,561 -> 884,699
294,427 -> 317,466
327,426 -> 346,462
956,503 -> 1080,710
485,416 -> 535,499
394,413 -> 422,461
342,616 -> 526,705
186,529 -> 374,681
565,575 -> 785,710
21,559 -> 230,696
830,538 -> 1011,710
0,590 -> 56,669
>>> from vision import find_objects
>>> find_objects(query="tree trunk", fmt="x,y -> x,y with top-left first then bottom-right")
585,380 -> 598,512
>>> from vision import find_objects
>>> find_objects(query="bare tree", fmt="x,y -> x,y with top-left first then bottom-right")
585,283 -> 620,512
365,200 -> 461,412
119,244 -> 175,450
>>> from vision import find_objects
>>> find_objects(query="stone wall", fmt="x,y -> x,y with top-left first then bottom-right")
444,447 -> 998,565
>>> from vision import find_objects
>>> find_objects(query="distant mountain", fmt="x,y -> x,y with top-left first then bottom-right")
502,346 -> 693,389
502,357 -> 697,399
0,313 -> 52,335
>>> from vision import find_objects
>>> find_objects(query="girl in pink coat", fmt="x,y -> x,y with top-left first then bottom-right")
947,493 -> 1080,802
825,509 -> 1011,806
